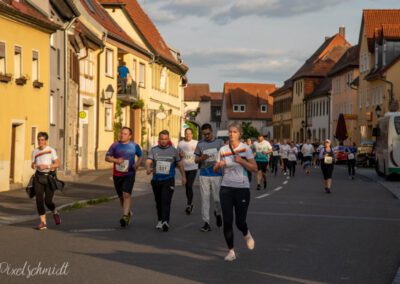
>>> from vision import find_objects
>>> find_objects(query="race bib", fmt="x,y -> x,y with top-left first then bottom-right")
116,160 -> 129,172
156,161 -> 171,174
324,156 -> 333,164
204,148 -> 218,162
273,151 -> 278,156
184,152 -> 195,163
348,153 -> 355,160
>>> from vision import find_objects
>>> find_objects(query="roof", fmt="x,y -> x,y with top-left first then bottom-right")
50,0 -> 80,20
184,84 -> 210,102
361,9 -> 400,52
79,0 -> 141,51
99,0 -> 186,73
210,92 -> 223,106
365,53 -> 400,81
270,79 -> 293,97
328,45 -> 359,76
0,0 -> 59,32
223,83 -> 276,120
305,76 -> 332,100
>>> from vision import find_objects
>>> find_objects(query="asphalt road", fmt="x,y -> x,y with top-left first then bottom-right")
1,165 -> 400,284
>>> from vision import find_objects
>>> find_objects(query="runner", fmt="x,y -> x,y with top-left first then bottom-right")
245,138 -> 254,183
146,130 -> 186,232
346,142 -> 357,180
301,139 -> 315,175
312,140 -> 320,168
214,122 -> 257,261
280,139 -> 290,175
194,124 -> 224,232
31,132 -> 60,230
319,139 -> 335,194
253,134 -> 272,190
177,128 -> 198,214
106,127 -> 143,228
270,139 -> 281,177
288,142 -> 298,177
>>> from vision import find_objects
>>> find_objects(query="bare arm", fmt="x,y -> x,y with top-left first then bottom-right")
145,159 -> 153,175
177,161 -> 186,185
135,156 -> 144,171
235,156 -> 258,173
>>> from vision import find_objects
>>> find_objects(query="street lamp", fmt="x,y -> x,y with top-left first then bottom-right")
104,84 -> 114,102
375,105 -> 382,118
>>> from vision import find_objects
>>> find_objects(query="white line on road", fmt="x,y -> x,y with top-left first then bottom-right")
274,186 -> 283,191
69,228 -> 116,233
286,177 -> 290,180
256,193 -> 270,199
283,181 -> 288,185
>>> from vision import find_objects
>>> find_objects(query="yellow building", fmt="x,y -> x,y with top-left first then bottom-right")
329,45 -> 360,146
357,10 -> 400,142
271,80 -> 292,141
99,0 -> 188,148
0,1 -> 58,191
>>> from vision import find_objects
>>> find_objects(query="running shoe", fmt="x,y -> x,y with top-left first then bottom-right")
37,222 -> 47,230
53,213 -> 61,225
162,221 -> 169,232
244,231 -> 255,250
263,181 -> 267,190
214,211 -> 222,227
185,205 -> 193,215
224,250 -> 236,261
120,215 -> 130,228
256,184 -> 261,191
325,188 -> 331,194
156,221 -> 163,230
200,222 -> 211,232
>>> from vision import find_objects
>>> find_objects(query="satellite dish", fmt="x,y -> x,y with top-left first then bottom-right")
156,112 -> 167,120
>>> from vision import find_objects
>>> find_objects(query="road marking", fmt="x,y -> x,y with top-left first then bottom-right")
286,177 -> 290,180
251,270 -> 327,284
274,186 -> 283,191
256,193 -> 270,199
283,181 -> 288,185
69,228 -> 116,233
248,211 -> 400,222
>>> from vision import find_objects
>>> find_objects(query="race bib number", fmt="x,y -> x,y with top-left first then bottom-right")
348,153 -> 355,160
116,160 -> 129,172
156,161 -> 171,174
204,148 -> 218,162
184,152 -> 195,163
324,156 -> 333,164
273,151 -> 278,156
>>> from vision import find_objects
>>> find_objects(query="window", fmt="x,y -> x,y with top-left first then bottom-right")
139,63 -> 145,87
105,49 -> 113,77
50,33 -> 55,48
359,89 -> 363,109
32,51 -> 39,81
14,46 -> 22,78
50,93 -> 56,125
121,107 -> 126,127
57,48 -> 60,78
233,104 -> 245,112
0,42 -> 5,74
105,104 -> 113,131
261,104 -> 267,113
132,59 -> 136,81
366,89 -> 369,107
31,126 -> 38,146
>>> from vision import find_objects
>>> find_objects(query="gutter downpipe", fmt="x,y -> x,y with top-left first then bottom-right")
378,77 -> 395,111
63,16 -> 77,176
95,32 -> 107,170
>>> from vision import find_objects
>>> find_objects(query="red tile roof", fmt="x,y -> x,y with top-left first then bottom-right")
79,0 -> 138,49
270,79 -> 293,98
98,0 -> 185,71
361,9 -> 400,51
223,83 -> 276,120
328,45 -> 359,76
184,84 -> 210,101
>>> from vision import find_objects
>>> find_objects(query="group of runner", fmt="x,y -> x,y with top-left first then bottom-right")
30,124 -> 358,261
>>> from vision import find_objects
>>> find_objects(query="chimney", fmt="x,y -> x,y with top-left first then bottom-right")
339,26 -> 346,38
325,36 -> 330,41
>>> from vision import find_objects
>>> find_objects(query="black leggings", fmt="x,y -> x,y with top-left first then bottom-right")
282,158 -> 289,172
271,156 -> 280,175
288,161 -> 297,177
348,160 -> 356,176
151,179 -> 175,222
220,186 -> 250,249
34,177 -> 56,216
185,170 -> 197,205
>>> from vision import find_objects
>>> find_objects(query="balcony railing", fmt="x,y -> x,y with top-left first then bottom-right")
117,78 -> 139,103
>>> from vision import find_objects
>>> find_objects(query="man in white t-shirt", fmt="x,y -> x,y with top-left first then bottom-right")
178,128 -> 198,215
253,135 -> 272,190
301,139 -> 315,175
31,132 -> 60,230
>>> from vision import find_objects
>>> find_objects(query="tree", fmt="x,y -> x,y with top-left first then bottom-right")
241,121 -> 260,140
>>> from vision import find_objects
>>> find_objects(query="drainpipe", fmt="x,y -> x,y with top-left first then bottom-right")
76,46 -> 89,174
378,77 -> 395,111
63,16 -> 77,176
95,32 -> 107,170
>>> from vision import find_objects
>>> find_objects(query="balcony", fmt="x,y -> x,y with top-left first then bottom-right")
117,78 -> 139,103
0,73 -> 12,83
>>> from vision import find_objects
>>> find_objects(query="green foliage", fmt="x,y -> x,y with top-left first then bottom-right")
185,120 -> 199,140
241,121 -> 260,140
114,99 -> 123,141
131,99 -> 144,109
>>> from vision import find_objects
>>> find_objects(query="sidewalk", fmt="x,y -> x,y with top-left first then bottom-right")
0,168 -> 157,227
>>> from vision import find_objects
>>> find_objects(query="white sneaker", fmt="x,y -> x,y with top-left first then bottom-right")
224,250 -> 236,261
155,221 -> 162,230
244,231 -> 255,250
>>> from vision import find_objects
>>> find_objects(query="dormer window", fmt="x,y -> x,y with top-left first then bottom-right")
233,104 -> 245,112
261,104 -> 267,113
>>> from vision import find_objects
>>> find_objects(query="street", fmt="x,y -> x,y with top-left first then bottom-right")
1,166 -> 400,284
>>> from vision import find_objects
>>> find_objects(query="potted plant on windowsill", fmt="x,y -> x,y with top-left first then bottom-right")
33,80 -> 44,88
15,76 -> 27,85
0,73 -> 12,83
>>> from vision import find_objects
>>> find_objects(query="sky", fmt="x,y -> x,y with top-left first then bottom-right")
138,0 -> 400,91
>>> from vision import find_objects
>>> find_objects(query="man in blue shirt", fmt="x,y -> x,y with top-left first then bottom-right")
118,61 -> 130,93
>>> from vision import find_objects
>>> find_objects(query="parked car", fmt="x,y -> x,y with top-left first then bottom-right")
333,146 -> 348,163
357,142 -> 376,168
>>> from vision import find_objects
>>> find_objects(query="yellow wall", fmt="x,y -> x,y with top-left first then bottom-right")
385,60 -> 400,111
292,79 -> 305,141
0,16 -> 51,191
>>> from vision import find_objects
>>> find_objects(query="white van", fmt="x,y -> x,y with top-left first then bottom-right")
374,112 -> 400,177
